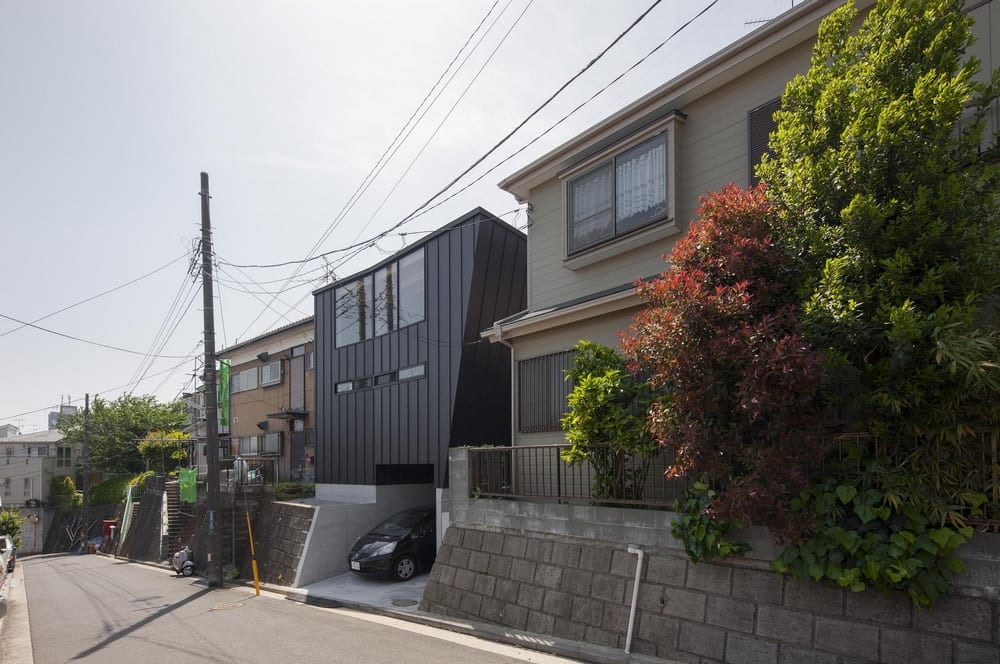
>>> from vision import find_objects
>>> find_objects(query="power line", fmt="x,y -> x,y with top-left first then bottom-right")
396,0 -> 722,225
123,261 -> 203,395
0,313 -> 191,359
0,253 -> 189,340
125,282 -> 202,396
259,0 -> 672,287
348,0 -> 534,247
371,0 -> 667,236
235,1 -> 508,342
0,349 -> 203,423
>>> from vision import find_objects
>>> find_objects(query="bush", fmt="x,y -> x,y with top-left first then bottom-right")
622,184 -> 830,543
275,482 -> 315,501
0,509 -> 26,548
49,475 -> 82,513
89,476 -> 133,505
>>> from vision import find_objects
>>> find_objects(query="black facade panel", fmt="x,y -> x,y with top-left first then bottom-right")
314,209 -> 526,488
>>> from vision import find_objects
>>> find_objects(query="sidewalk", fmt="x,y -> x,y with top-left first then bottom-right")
275,571 -> 669,664
1,556 -> 668,664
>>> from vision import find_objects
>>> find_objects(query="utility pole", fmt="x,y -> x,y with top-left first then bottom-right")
200,172 -> 223,587
82,393 -> 90,543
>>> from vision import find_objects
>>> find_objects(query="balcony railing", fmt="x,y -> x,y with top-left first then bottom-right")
467,444 -> 687,508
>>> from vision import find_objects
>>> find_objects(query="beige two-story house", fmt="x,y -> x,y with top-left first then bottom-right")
216,317 -> 315,483
484,0 -> 1000,447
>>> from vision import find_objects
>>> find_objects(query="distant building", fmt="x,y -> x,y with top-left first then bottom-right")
48,405 -> 78,431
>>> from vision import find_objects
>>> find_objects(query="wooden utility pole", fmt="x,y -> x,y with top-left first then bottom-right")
200,172 -> 223,587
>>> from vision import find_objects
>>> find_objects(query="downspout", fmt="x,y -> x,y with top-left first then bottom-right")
492,322 -> 516,443
493,322 -> 516,494
625,545 -> 644,654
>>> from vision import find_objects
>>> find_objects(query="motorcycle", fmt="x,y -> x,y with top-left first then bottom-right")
171,544 -> 195,577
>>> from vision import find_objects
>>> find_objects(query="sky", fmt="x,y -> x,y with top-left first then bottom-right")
0,0 -> 799,432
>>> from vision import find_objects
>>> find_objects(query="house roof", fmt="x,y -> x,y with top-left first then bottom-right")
1,429 -> 64,444
498,0 -> 875,201
312,207 -> 524,297
216,316 -> 314,357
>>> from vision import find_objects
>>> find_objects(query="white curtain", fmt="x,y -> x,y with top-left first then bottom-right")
616,139 -> 666,230
569,164 -> 613,251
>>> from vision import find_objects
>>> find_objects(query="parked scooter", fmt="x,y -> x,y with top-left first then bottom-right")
172,544 -> 195,577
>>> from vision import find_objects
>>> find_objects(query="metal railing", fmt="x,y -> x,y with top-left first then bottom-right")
468,433 -> 999,527
467,444 -> 687,508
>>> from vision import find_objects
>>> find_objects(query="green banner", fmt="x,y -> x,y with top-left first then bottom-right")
178,467 -> 198,503
218,359 -> 231,427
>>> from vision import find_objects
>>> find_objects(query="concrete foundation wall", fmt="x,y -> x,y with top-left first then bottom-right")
422,448 -> 1000,664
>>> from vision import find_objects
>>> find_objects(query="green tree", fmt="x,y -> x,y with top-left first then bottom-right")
758,0 -> 1000,521
49,475 -> 83,513
0,509 -> 26,548
754,0 -> 1000,605
138,430 -> 190,474
59,395 -> 188,473
560,340 -> 656,501
621,184 -> 829,544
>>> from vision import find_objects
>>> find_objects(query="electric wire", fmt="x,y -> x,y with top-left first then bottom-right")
123,255 -> 203,394
0,253 -> 188,340
0,313 -> 191,359
363,0 -> 668,239
245,0 -> 673,302
235,1 -> 507,341
392,0 -> 722,227
347,0 -> 534,246
0,347 -> 204,424
124,283 -> 202,397
214,255 -> 228,350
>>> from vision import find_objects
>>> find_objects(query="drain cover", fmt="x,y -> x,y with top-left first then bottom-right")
210,602 -> 245,611
392,599 -> 418,607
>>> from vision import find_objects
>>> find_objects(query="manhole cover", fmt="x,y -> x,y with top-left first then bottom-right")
210,602 -> 245,611
392,599 -> 418,607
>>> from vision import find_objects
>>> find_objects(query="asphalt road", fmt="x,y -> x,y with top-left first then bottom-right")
6,553 -> 578,664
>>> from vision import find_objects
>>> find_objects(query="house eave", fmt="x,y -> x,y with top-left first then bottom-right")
498,0 -> 875,202
483,288 -> 640,343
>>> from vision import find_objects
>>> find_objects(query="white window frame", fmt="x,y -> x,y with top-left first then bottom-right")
560,113 -> 682,269
231,368 -> 258,394
238,435 -> 258,456
261,432 -> 282,455
260,360 -> 282,387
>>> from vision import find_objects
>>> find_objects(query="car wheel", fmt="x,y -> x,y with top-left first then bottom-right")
393,554 -> 416,581
181,563 -> 194,577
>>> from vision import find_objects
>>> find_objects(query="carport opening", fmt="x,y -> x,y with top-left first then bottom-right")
375,464 -> 433,485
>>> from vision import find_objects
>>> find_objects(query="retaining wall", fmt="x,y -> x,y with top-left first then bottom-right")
420,448 -> 1000,664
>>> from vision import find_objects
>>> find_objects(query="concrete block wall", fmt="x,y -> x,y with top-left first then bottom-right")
421,448 -> 1000,664
245,499 -> 313,586
422,524 -> 1000,664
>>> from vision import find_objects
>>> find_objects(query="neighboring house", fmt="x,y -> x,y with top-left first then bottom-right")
0,424 -> 20,439
313,208 -> 526,507
0,428 -> 75,554
216,317 -> 315,483
0,429 -> 70,507
484,0 -> 1000,447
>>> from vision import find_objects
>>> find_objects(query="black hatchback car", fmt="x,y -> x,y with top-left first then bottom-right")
348,506 -> 436,581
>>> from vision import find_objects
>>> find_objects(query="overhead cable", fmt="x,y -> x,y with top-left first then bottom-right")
0,253 -> 188,340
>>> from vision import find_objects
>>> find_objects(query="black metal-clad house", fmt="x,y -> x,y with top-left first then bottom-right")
313,208 -> 526,493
